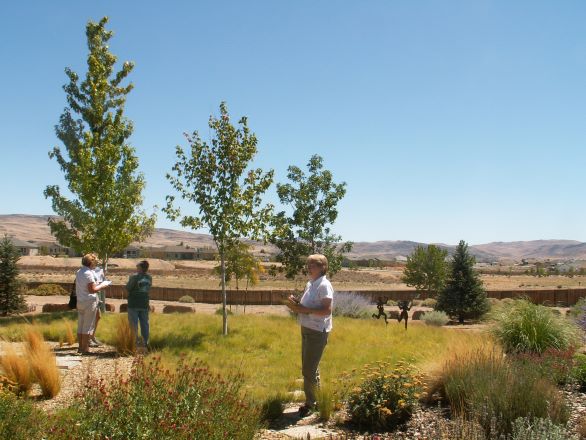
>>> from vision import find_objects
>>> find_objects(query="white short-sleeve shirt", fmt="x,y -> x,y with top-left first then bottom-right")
299,275 -> 334,332
76,266 -> 98,306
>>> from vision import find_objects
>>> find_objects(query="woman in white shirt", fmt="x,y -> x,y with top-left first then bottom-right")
286,254 -> 334,417
75,254 -> 109,354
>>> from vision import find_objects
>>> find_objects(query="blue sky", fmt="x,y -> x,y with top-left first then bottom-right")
1,1 -> 585,244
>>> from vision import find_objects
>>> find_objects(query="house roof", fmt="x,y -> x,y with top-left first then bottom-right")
8,238 -> 38,248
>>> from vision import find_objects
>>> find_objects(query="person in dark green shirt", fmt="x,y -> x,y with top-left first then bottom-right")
126,260 -> 152,348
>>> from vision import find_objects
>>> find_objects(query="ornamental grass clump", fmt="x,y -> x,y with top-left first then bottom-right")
429,349 -> 568,437
0,345 -> 32,395
24,328 -> 61,399
491,299 -> 581,354
48,355 -> 261,440
348,360 -> 424,431
112,314 -> 136,356
333,293 -> 371,318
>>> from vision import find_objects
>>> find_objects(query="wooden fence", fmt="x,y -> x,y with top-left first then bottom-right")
26,282 -> 586,306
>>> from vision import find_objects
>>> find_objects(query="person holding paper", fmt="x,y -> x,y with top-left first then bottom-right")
76,253 -> 110,354
285,254 -> 334,417
90,265 -> 106,347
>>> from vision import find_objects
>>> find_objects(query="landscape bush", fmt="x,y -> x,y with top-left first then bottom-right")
333,293 -> 371,318
509,417 -> 578,440
0,345 -> 32,395
491,299 -> 581,354
422,310 -> 449,327
178,295 -> 194,303
0,387 -> 45,440
48,355 -> 261,440
421,298 -> 437,308
429,349 -> 568,437
28,284 -> 68,296
348,360 -> 424,431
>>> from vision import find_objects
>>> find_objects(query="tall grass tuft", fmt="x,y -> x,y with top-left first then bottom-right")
429,349 -> 568,437
112,315 -> 136,356
63,319 -> 75,346
491,299 -> 581,354
24,328 -> 61,399
316,385 -> 335,421
259,392 -> 286,421
333,293 -> 371,318
0,345 -> 32,395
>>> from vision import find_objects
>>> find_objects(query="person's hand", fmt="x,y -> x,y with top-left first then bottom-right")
288,294 -> 299,304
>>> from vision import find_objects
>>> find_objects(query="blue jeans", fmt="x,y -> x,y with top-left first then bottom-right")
128,308 -> 149,345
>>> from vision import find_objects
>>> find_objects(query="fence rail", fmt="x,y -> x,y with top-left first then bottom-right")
25,282 -> 586,306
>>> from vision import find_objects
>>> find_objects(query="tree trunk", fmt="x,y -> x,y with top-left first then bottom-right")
221,251 -> 228,335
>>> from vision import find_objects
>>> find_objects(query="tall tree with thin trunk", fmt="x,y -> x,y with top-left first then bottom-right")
0,236 -> 26,315
271,155 -> 352,279
436,240 -> 490,323
165,102 -> 274,335
44,17 -> 156,271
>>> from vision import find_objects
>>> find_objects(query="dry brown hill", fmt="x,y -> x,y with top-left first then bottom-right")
1,214 -> 585,261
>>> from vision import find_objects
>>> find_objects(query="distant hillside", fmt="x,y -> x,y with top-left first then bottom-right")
1,214 -> 585,261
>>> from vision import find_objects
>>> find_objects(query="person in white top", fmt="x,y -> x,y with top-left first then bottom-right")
75,253 -> 110,354
286,254 -> 334,417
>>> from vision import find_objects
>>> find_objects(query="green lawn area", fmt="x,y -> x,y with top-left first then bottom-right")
0,312 -> 489,401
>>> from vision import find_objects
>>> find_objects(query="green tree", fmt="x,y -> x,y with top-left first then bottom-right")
401,245 -> 449,297
44,17 -> 156,271
165,102 -> 274,335
436,240 -> 489,324
271,155 -> 352,279
0,236 -> 26,315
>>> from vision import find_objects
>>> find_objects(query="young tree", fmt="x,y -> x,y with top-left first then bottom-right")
401,245 -> 449,297
165,102 -> 274,335
0,236 -> 27,315
214,242 -> 265,314
436,240 -> 489,324
271,155 -> 352,279
44,17 -> 156,270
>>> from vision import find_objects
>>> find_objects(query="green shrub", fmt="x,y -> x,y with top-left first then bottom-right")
0,387 -> 45,439
573,353 -> 586,391
568,297 -> 586,318
215,307 -> 234,315
260,393 -> 285,421
348,360 -> 424,431
333,293 -> 371,318
48,356 -> 261,440
29,284 -> 68,296
431,349 -> 569,437
421,298 -> 437,308
422,310 -> 449,327
178,295 -> 195,303
510,416 -> 578,440
491,299 -> 581,354
386,299 -> 397,307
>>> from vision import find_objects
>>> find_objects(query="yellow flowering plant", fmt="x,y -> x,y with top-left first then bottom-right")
347,360 -> 424,431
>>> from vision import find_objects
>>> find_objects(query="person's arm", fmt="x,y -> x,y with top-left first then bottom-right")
286,298 -> 332,316
126,275 -> 137,292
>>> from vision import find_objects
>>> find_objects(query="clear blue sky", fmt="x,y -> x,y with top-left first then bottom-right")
1,1 -> 585,244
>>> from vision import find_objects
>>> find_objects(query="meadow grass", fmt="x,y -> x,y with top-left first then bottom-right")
0,312 -> 488,401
